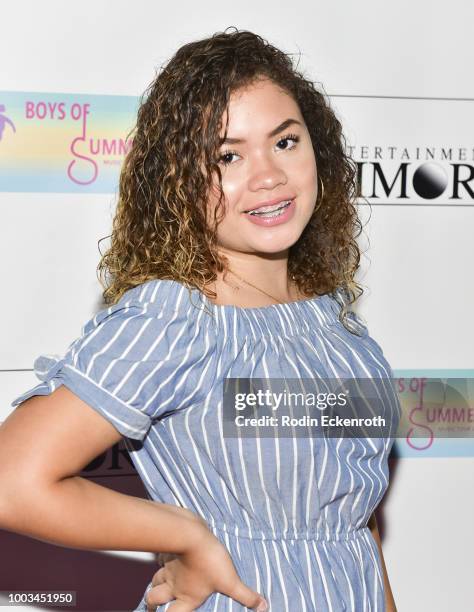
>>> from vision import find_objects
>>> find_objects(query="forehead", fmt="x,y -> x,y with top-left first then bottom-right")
222,79 -> 302,131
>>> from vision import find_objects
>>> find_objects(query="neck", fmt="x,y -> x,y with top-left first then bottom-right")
209,248 -> 302,306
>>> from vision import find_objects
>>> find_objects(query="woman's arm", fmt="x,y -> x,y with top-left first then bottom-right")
0,386 -> 207,553
368,511 -> 397,612
0,386 -> 268,611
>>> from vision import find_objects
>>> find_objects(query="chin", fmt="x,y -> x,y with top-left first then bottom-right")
258,229 -> 305,250
246,237 -> 302,254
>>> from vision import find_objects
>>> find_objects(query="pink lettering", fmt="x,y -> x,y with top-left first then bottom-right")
452,408 -> 465,422
441,409 -> 451,422
36,102 -> 47,119
426,409 -> 436,423
70,103 -> 82,120
103,139 -> 117,156
68,137 -> 98,185
89,139 -> 100,156
88,138 -> 133,157
25,101 -> 35,119
407,406 -> 434,450
25,100 -> 69,120
67,106 -> 98,185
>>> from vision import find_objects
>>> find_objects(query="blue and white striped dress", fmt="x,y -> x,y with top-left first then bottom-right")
11,279 -> 401,612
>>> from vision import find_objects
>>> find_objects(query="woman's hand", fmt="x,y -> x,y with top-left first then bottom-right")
145,510 -> 268,612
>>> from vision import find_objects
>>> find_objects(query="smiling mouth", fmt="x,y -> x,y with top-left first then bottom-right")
245,199 -> 293,216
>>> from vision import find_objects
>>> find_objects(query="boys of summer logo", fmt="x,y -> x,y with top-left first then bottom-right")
392,370 -> 474,458
0,91 -> 138,193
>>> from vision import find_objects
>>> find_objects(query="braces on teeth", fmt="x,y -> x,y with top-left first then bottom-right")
249,200 -> 291,216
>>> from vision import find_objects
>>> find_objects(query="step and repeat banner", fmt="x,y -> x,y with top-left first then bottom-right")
2,90 -> 473,457
2,91 -> 473,203
1,2 -> 473,611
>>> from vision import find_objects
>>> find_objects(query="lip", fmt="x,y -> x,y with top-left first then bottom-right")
242,196 -> 296,213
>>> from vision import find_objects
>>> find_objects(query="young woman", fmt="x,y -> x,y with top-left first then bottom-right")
0,29 -> 400,612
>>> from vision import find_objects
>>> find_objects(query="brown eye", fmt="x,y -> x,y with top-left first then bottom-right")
219,151 -> 238,165
276,133 -> 300,150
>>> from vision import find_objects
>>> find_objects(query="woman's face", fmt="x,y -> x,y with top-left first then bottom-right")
207,77 -> 318,255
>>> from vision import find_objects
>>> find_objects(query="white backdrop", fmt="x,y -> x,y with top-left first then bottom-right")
1,1 -> 473,611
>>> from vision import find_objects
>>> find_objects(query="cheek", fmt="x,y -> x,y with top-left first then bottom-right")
205,186 -> 236,232
221,174 -> 243,207
304,153 -> 318,181
211,175 -> 244,221
302,161 -> 318,201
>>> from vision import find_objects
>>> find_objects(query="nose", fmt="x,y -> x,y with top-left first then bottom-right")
247,154 -> 288,192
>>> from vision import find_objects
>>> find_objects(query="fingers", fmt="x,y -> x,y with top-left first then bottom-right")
226,579 -> 268,611
151,567 -> 166,587
146,578 -> 268,612
145,583 -> 174,611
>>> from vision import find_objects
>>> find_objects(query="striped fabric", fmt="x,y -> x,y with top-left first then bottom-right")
11,279 -> 401,612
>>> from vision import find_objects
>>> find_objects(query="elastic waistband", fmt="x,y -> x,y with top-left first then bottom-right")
208,520 -> 370,542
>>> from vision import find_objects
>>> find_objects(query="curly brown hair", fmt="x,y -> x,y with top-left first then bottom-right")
97,27 -> 366,334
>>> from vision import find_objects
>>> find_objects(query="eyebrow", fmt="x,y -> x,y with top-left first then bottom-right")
220,118 -> 302,145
